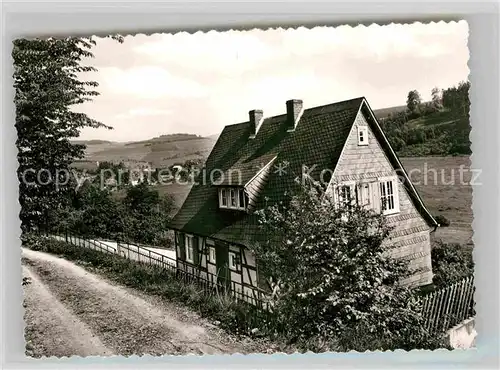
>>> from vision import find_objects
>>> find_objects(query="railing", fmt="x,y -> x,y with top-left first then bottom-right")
421,275 -> 475,333
40,229 -> 271,311
38,229 -> 474,334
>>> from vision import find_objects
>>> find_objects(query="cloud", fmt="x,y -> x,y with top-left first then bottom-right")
133,30 -> 280,76
77,21 -> 469,141
99,66 -> 208,99
115,108 -> 172,119
277,21 -> 468,61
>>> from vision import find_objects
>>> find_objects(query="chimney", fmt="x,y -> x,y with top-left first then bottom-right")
249,109 -> 264,139
286,99 -> 303,131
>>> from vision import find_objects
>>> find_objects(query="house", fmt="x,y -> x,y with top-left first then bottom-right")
169,97 -> 438,303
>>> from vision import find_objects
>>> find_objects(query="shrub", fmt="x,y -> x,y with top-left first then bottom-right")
434,215 -> 451,227
431,241 -> 474,287
252,186 -> 431,349
22,235 -> 271,341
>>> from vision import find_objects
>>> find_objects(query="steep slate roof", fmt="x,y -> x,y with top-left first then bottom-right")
169,97 -> 437,247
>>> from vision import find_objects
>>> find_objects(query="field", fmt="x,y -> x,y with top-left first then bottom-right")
372,105 -> 408,120
400,156 -> 473,245
75,105 -> 413,169
76,135 -> 217,169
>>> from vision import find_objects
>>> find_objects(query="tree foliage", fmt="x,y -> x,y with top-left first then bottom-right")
431,87 -> 443,110
13,37 -> 121,232
431,241 -> 474,288
380,81 -> 471,156
442,81 -> 470,116
122,182 -> 175,244
252,186 -> 426,349
57,180 -> 175,246
406,90 -> 422,114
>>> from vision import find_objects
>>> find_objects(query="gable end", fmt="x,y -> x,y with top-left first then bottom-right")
359,99 -> 438,228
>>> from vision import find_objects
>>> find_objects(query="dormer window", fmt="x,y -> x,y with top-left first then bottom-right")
221,189 -> 228,207
230,189 -> 237,207
219,187 -> 247,210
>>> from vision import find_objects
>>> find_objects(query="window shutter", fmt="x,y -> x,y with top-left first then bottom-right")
393,178 -> 401,213
361,183 -> 371,207
333,185 -> 339,207
179,233 -> 186,260
370,182 -> 381,213
193,237 -> 199,265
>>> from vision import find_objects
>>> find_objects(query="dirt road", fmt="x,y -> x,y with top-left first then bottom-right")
22,248 -> 260,357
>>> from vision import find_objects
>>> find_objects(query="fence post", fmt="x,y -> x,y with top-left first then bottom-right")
442,282 -> 457,332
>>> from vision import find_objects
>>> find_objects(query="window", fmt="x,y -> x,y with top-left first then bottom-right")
357,126 -> 369,146
219,187 -> 246,210
379,177 -> 400,215
340,185 -> 355,206
209,246 -> 216,263
238,188 -> 245,208
334,178 -> 399,214
220,189 -> 228,206
185,235 -> 194,263
230,189 -> 237,207
229,251 -> 241,271
336,181 -> 357,208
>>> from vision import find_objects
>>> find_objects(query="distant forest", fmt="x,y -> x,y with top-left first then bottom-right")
379,81 -> 470,157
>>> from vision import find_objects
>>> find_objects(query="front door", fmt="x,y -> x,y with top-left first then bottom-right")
215,243 -> 230,289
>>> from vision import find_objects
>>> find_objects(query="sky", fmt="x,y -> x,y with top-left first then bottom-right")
77,21 -> 469,142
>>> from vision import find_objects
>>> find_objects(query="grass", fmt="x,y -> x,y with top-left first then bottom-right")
24,235 -> 450,352
81,136 -> 216,169
406,110 -> 458,128
24,235 -> 285,351
373,105 -> 408,120
400,156 -> 473,245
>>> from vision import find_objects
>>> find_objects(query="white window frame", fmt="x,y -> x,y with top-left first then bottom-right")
378,176 -> 400,215
228,250 -> 241,271
334,180 -> 357,208
185,234 -> 194,263
219,187 -> 246,210
220,188 -> 228,207
357,126 -> 369,146
230,188 -> 237,207
209,246 -> 216,263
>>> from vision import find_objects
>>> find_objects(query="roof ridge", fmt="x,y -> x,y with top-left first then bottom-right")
233,97 -> 366,127
222,121 -> 249,128
304,96 -> 365,113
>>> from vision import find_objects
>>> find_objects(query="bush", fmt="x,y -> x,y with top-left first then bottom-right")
23,234 -> 449,352
434,215 -> 451,227
334,321 -> 451,352
431,241 -> 474,287
252,186 -> 432,350
21,234 -> 272,341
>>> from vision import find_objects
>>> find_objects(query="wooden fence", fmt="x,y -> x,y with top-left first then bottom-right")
43,230 -> 272,312
420,275 -> 475,334
39,230 -> 474,334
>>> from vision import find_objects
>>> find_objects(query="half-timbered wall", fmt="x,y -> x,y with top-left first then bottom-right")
175,231 -> 260,303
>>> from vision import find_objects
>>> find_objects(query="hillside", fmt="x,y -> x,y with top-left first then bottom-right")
379,108 -> 470,157
373,105 -> 407,120
72,139 -> 114,145
79,134 -> 216,168
78,83 -> 469,168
